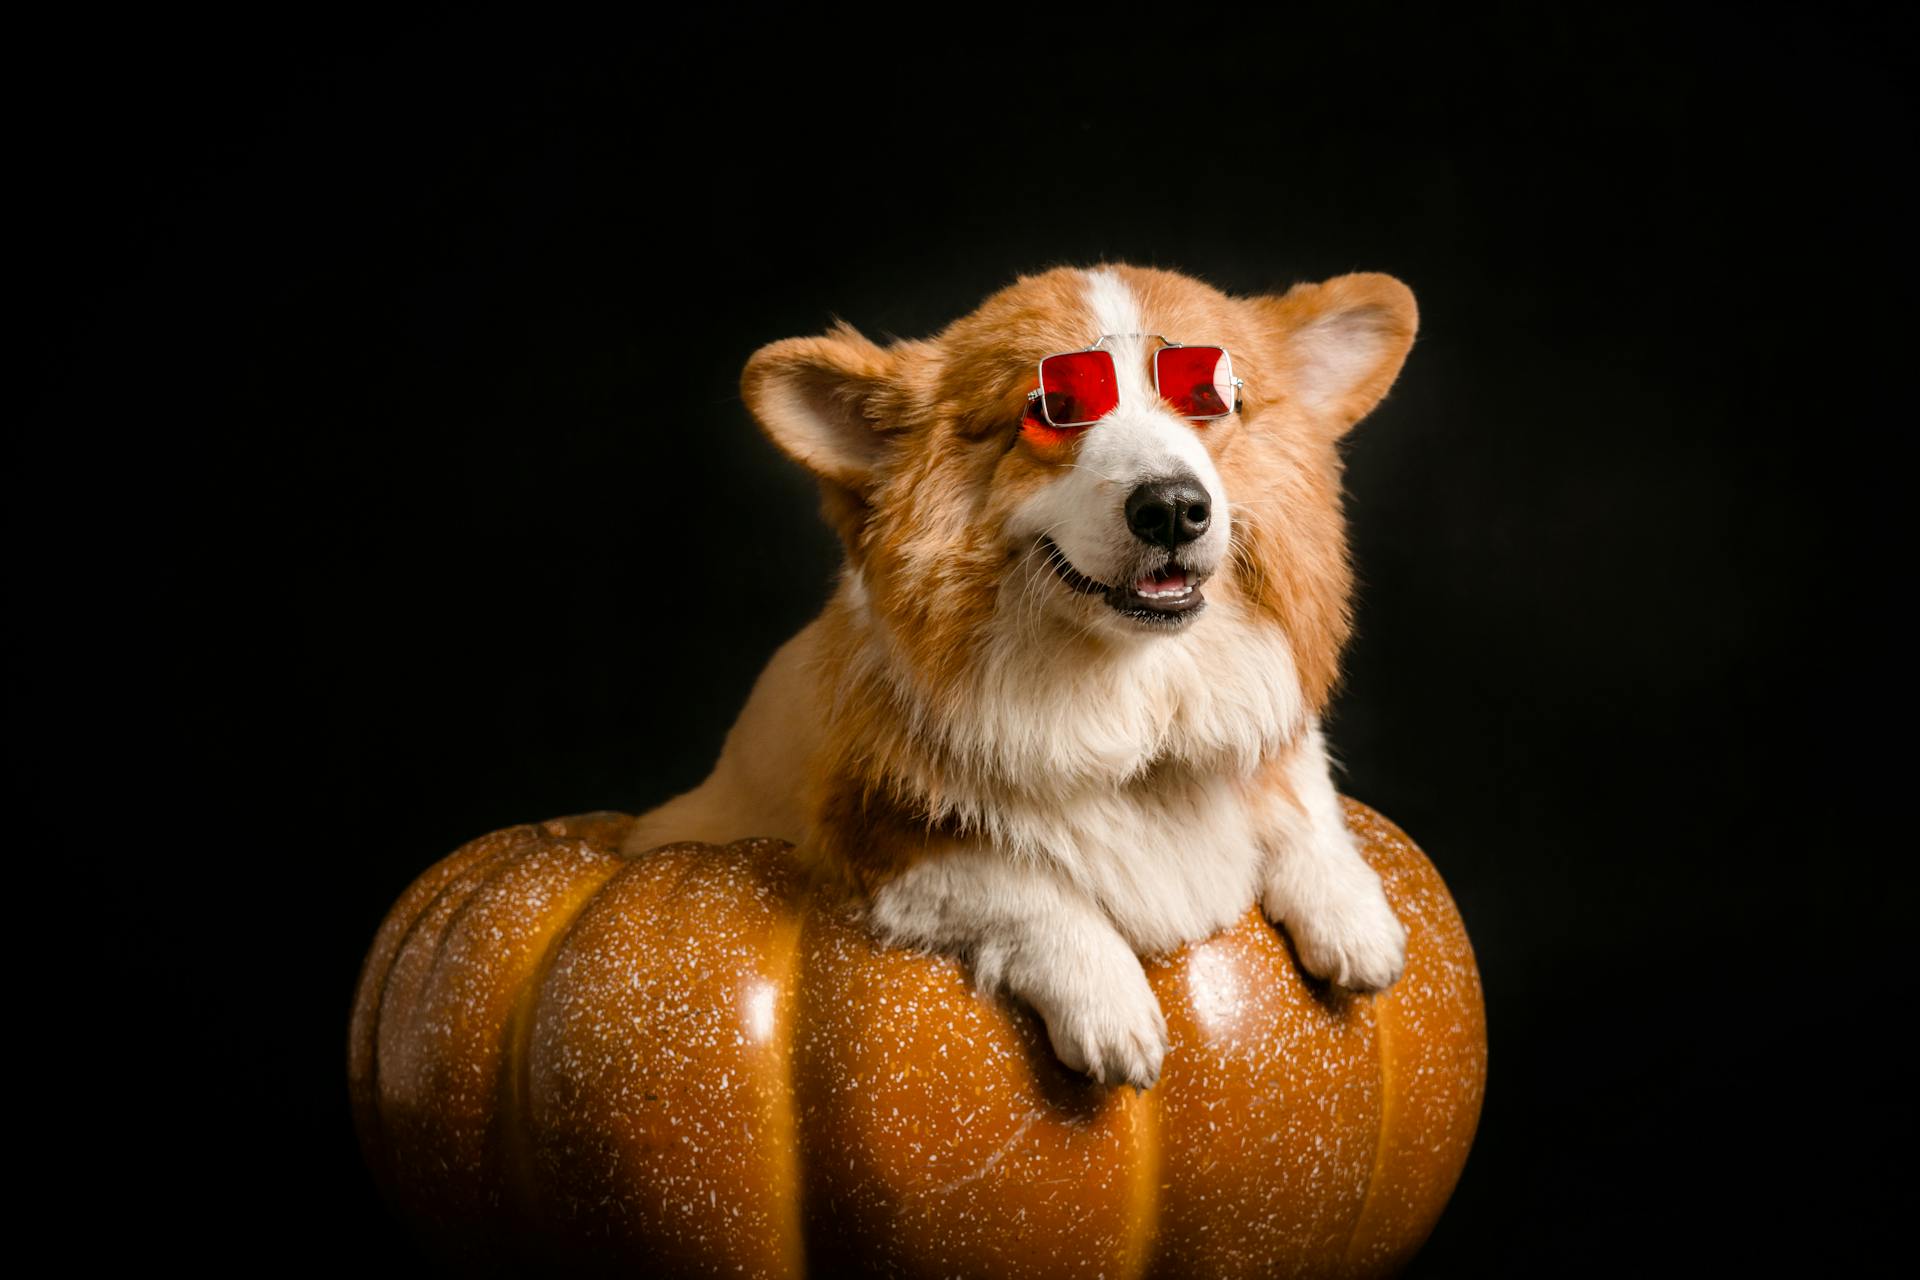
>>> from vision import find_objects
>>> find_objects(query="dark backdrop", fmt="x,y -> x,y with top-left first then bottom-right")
21,5 -> 1910,1272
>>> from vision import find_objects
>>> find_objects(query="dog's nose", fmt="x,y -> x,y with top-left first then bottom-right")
1125,477 -> 1212,550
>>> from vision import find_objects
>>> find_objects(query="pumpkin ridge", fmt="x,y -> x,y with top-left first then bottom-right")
497,833 -> 631,1255
1123,1084 -> 1163,1280
743,839 -> 809,1278
1340,803 -> 1398,1273
350,824 -> 540,1201
1335,801 -> 1488,1273
1341,938 -> 1398,1274
396,822 -> 629,1264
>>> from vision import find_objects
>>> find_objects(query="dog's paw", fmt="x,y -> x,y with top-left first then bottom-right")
1278,880 -> 1408,993
1029,962 -> 1169,1090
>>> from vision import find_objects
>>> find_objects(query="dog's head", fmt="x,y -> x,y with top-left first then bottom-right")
742,264 -> 1416,770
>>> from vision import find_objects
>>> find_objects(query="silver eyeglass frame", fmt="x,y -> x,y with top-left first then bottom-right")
1024,333 -> 1246,429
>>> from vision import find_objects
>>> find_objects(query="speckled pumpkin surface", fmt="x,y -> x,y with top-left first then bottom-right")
347,800 -> 1486,1278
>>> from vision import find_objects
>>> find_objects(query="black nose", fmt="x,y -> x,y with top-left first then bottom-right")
1125,477 -> 1212,550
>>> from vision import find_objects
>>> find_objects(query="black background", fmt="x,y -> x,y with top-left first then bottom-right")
21,4 -> 1912,1272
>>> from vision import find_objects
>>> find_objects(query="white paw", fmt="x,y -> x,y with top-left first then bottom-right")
1275,879 -> 1408,993
1025,960 -> 1169,1090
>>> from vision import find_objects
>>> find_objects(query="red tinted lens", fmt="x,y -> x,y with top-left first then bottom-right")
1037,350 -> 1119,427
1156,346 -> 1234,418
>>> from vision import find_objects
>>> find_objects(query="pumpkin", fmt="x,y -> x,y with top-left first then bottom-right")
348,800 -> 1486,1278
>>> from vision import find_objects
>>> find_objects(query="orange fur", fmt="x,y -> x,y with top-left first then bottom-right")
638,262 -> 1419,900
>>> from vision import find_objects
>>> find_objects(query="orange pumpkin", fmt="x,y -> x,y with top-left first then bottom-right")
348,800 -> 1485,1277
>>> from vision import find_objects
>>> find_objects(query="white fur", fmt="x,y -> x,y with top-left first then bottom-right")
1256,722 -> 1407,990
1082,268 -> 1142,345
1009,270 -> 1231,589
850,588 -> 1301,952
861,698 -> 1404,1089
865,583 -> 1304,795
868,846 -> 1170,1088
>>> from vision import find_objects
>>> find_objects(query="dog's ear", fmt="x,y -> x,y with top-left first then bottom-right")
1252,273 -> 1418,435
741,320 -> 900,489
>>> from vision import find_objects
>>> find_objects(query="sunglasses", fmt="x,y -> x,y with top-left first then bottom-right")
1024,334 -> 1244,430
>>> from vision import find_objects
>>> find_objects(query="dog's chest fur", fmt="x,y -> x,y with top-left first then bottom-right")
835,585 -> 1304,954
974,770 -> 1270,955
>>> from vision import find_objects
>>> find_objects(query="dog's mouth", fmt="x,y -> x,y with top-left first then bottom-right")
1039,538 -> 1208,624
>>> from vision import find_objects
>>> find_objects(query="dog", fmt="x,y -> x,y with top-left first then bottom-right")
622,263 -> 1417,1089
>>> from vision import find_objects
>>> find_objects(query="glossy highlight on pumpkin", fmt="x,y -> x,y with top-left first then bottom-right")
348,800 -> 1487,1278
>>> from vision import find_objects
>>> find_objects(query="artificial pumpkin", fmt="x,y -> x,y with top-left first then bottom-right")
348,800 -> 1485,1278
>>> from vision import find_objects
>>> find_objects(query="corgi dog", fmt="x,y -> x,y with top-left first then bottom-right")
623,263 -> 1417,1089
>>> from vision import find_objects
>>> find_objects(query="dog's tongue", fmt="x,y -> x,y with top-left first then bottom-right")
1136,566 -> 1189,594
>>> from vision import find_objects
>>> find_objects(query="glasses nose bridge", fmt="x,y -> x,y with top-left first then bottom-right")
1092,333 -> 1171,410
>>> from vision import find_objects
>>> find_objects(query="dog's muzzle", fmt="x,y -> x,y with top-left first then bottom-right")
1040,538 -> 1207,624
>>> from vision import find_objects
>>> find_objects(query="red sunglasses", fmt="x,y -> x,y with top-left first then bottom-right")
1025,335 -> 1243,430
